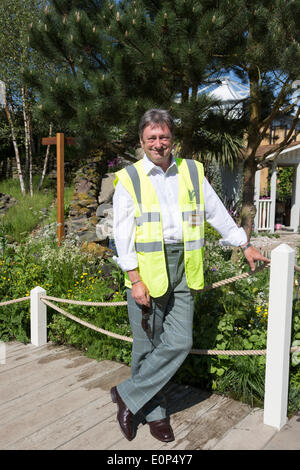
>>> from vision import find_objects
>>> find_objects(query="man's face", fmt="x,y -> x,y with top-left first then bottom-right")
140,123 -> 173,170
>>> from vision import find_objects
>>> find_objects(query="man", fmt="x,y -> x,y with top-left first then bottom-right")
111,109 -> 268,443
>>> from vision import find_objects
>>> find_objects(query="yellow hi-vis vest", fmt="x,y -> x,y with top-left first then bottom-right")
114,157 -> 205,298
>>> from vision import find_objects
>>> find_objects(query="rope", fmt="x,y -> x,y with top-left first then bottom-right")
2,261 -> 300,356
191,346 -> 300,356
39,261 -> 272,309
203,262 -> 270,291
40,297 -> 300,356
0,297 -> 29,306
40,295 -> 127,307
41,298 -> 133,343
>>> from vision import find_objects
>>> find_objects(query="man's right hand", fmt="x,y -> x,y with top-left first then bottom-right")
131,281 -> 151,307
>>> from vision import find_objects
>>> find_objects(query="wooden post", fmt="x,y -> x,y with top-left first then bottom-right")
42,133 -> 76,246
56,133 -> 65,246
30,286 -> 47,346
264,244 -> 295,430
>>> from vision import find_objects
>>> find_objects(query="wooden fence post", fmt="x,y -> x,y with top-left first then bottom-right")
30,286 -> 47,346
264,244 -> 295,429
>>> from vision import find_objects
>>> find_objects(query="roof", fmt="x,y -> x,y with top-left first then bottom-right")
198,77 -> 249,102
256,141 -> 300,158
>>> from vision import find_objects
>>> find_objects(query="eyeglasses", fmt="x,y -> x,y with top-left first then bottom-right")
141,305 -> 152,339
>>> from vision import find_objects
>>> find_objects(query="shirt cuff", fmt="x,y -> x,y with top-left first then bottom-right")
218,227 -> 248,247
112,253 -> 138,272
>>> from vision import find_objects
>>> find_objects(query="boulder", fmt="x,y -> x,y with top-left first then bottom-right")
95,215 -> 113,241
96,203 -> 113,217
98,173 -> 115,204
0,192 -> 17,216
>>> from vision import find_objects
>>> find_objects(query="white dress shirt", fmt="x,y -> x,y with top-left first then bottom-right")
113,154 -> 247,271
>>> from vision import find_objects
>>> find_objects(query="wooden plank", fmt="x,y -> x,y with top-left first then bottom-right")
8,394 -> 116,450
65,137 -> 76,145
42,136 -> 75,146
0,361 -> 124,425
0,347 -> 93,404
0,343 -> 69,372
1,364 -> 128,449
0,343 -> 253,451
42,137 -> 57,145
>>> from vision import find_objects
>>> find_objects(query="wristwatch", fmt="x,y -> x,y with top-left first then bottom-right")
241,242 -> 252,251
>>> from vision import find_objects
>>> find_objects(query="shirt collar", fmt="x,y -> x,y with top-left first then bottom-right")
142,153 -> 177,175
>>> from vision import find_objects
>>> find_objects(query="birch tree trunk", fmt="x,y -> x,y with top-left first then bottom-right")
4,99 -> 26,195
22,86 -> 34,196
38,123 -> 53,191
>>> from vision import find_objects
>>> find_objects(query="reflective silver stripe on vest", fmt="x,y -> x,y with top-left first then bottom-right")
182,210 -> 204,222
185,159 -> 200,205
135,241 -> 163,252
126,166 -> 160,226
136,212 -> 161,226
185,239 -> 204,251
126,165 -> 142,205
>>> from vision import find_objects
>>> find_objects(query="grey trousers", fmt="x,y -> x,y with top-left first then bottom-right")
117,243 -> 194,422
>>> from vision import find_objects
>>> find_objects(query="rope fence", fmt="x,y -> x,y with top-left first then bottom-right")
1,260 -> 300,356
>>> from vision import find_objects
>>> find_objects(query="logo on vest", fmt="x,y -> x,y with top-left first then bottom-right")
188,189 -> 196,201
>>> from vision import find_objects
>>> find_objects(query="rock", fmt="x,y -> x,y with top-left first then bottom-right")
98,173 -> 115,204
96,203 -> 113,217
0,192 -> 17,215
81,241 -> 113,259
95,216 -> 113,241
102,208 -> 114,221
77,229 -> 99,243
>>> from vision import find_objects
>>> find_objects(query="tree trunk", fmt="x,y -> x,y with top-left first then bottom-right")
22,87 -> 34,196
38,123 -> 53,191
240,67 -> 262,240
4,99 -> 26,195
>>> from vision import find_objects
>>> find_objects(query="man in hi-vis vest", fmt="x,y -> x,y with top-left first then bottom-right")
111,109 -> 268,443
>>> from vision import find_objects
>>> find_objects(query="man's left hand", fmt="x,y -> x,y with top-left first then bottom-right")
243,244 -> 270,271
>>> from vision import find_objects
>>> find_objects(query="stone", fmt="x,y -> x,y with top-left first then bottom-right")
98,173 -> 115,204
81,241 -> 113,258
102,207 -> 113,218
96,203 -> 113,217
0,192 -> 17,215
95,217 -> 113,241
77,229 -> 99,243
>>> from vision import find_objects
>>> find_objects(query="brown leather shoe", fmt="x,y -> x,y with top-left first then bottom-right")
148,417 -> 175,442
110,386 -> 136,441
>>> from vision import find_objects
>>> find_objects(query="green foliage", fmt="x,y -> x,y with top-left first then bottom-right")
1,214 -> 299,411
277,167 -> 294,202
0,176 -> 73,243
25,0 -> 246,161
174,241 -> 300,414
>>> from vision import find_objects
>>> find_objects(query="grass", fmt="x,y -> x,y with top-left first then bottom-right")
0,175 -> 74,243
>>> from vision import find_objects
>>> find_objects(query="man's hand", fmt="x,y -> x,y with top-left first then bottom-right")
242,244 -> 270,271
127,269 -> 151,307
132,281 -> 151,307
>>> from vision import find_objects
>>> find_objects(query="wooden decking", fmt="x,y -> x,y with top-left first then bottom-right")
0,341 -> 251,450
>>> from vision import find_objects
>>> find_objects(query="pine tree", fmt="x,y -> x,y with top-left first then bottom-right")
26,0 -> 300,238
26,0 -> 245,164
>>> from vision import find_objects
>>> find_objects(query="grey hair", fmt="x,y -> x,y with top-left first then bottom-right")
138,109 -> 175,140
